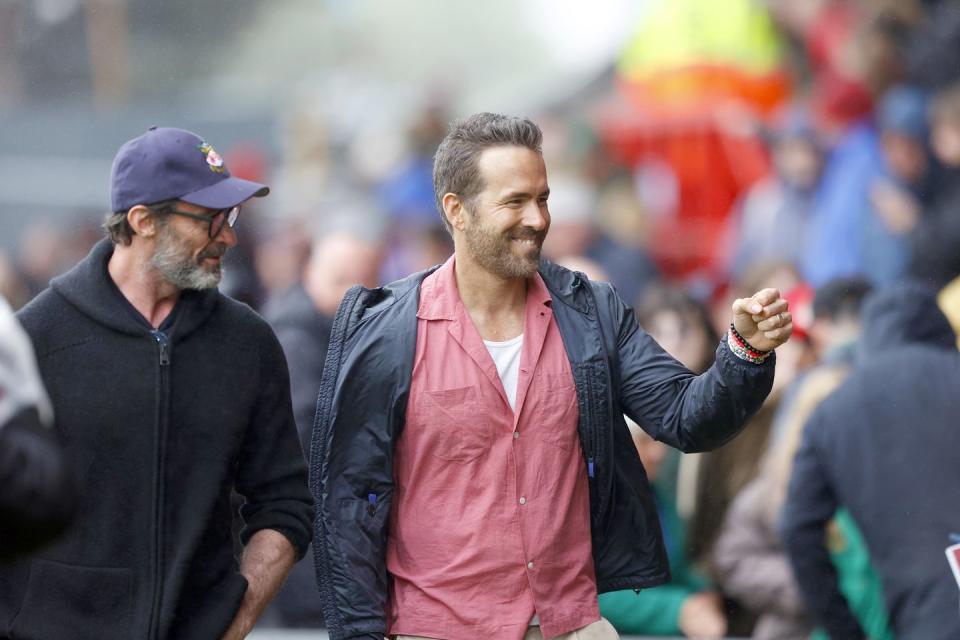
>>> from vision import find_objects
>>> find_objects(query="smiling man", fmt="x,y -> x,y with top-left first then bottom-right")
1,127 -> 313,640
311,113 -> 792,640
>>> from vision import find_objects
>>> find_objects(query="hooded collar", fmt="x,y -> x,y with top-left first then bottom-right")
858,280 -> 957,361
50,238 -> 219,339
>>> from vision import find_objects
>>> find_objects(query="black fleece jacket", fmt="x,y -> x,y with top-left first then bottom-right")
782,281 -> 960,640
1,239 -> 313,640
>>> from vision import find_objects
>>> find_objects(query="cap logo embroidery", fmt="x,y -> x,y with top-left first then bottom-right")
197,142 -> 226,174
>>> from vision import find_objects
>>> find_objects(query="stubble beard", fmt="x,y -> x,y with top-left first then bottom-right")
150,224 -> 223,291
463,216 -> 543,279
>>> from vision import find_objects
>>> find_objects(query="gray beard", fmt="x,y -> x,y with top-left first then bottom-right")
150,229 -> 222,291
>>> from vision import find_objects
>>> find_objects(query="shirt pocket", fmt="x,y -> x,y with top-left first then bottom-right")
536,371 -> 580,451
419,386 -> 490,462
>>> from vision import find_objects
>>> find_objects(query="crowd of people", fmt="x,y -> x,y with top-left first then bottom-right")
3,1 -> 960,639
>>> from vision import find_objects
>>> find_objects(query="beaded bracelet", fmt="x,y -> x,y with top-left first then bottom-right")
727,323 -> 772,364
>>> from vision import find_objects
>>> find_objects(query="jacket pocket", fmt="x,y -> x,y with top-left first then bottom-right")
10,559 -> 132,640
420,387 -> 488,462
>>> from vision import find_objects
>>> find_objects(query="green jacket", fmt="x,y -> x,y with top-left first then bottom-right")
811,509 -> 894,640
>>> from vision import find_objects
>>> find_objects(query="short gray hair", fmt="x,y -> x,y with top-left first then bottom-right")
432,112 -> 543,234
102,199 -> 178,246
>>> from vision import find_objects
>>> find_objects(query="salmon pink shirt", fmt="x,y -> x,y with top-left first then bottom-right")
386,257 -> 599,640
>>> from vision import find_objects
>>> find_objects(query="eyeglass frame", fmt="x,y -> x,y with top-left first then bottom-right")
149,202 -> 240,239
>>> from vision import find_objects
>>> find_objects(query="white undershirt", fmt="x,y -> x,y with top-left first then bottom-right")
483,333 -> 524,411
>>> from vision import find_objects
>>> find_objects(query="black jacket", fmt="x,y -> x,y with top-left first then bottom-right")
311,260 -> 775,640
782,281 -> 960,640
0,407 -> 75,562
0,296 -> 74,562
1,240 -> 313,640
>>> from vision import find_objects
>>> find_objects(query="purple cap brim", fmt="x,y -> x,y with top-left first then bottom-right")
179,176 -> 269,209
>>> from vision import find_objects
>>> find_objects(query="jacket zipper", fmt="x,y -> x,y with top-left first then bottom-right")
576,276 -> 614,522
148,330 -> 170,640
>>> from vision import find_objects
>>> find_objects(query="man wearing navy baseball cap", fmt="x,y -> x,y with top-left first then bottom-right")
2,128 -> 313,640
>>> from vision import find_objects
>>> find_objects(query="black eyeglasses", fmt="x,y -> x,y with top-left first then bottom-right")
156,206 -> 240,239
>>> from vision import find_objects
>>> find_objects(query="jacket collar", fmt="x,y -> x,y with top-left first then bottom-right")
50,238 -> 219,339
537,258 -> 591,315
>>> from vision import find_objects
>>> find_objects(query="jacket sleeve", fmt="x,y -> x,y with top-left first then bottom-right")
713,479 -> 807,617
780,411 -> 865,639
235,327 -> 314,559
610,287 -> 775,452
0,407 -> 76,561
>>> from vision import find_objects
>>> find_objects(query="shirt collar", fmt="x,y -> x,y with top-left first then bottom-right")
418,254 -> 552,321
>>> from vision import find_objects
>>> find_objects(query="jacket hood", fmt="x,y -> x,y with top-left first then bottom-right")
50,238 -> 219,338
859,280 -> 956,357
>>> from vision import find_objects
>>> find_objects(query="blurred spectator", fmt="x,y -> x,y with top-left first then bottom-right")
265,221 -> 385,457
16,221 -> 73,299
218,144 -> 279,310
905,0 -> 960,90
541,172 -> 658,306
637,285 -> 719,377
908,82 -> 960,288
0,295 -> 74,562
684,270 -> 815,635
713,276 -> 892,640
807,276 -> 874,364
599,417 -> 727,639
0,251 -> 30,310
264,222 -> 384,628
251,219 -> 312,306
803,85 -> 934,286
727,110 -> 823,280
782,281 -> 960,640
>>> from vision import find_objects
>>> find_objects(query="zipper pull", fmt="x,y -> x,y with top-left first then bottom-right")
151,330 -> 170,366
367,493 -> 377,516
587,458 -> 595,478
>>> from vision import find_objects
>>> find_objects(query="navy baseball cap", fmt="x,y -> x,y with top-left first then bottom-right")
110,126 -> 269,212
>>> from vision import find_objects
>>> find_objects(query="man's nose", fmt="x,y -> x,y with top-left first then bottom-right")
522,201 -> 549,230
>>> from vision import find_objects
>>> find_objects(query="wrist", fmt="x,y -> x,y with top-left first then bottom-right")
728,324 -> 772,364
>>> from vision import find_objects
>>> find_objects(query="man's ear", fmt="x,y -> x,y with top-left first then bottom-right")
127,205 -> 157,239
442,193 -> 467,232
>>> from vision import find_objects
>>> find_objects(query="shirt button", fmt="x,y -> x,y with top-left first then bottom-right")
519,496 -> 527,505
527,561 -> 535,569
513,431 -> 520,439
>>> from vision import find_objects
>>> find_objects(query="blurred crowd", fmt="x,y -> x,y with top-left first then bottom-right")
4,0 -> 960,638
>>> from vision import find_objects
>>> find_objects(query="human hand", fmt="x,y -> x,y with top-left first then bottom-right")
869,180 -> 920,235
679,591 -> 728,639
731,288 -> 792,353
